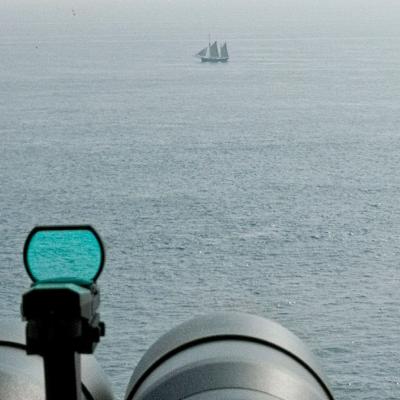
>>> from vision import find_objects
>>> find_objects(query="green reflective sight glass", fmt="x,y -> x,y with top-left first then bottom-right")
24,226 -> 104,285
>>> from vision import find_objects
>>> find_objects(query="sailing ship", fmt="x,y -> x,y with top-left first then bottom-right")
195,41 -> 229,63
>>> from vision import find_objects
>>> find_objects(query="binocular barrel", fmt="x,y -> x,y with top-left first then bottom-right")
126,312 -> 334,400
3,227 -> 336,400
0,321 -> 114,400
0,315 -> 335,400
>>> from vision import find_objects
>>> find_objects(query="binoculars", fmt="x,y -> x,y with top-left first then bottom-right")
0,226 -> 335,400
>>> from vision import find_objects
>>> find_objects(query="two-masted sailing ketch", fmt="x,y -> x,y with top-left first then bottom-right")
195,41 -> 229,62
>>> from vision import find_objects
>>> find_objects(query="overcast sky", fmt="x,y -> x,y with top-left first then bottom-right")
2,0 -> 400,38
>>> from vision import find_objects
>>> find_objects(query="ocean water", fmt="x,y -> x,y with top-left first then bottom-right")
1,6 -> 400,400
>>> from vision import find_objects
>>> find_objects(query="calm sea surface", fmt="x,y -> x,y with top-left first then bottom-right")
1,19 -> 399,400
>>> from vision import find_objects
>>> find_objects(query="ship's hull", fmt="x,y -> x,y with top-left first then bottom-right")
201,57 -> 229,63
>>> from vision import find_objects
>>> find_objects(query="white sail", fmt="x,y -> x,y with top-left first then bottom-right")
195,39 -> 228,62
195,46 -> 208,58
220,42 -> 229,58
209,41 -> 220,58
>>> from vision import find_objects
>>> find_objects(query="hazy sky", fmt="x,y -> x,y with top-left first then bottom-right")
2,0 -> 400,38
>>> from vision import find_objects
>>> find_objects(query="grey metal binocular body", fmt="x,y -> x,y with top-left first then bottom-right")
5,227 -> 335,400
126,312 -> 334,400
0,312 -> 334,400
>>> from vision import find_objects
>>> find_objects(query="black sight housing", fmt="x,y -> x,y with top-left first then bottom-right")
0,226 -> 336,400
0,320 -> 113,400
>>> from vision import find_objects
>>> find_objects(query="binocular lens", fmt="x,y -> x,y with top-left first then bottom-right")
125,313 -> 334,400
